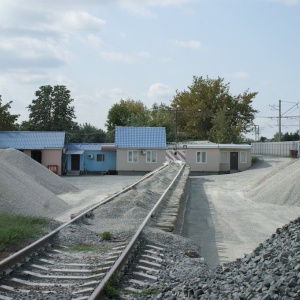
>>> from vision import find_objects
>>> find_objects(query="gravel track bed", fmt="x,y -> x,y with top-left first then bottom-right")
2,150 -> 300,299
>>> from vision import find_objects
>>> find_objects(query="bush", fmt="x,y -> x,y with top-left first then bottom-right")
101,231 -> 111,240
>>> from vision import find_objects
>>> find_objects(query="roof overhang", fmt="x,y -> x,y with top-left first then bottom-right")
65,150 -> 84,155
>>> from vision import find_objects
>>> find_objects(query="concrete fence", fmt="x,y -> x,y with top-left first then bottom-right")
251,141 -> 299,157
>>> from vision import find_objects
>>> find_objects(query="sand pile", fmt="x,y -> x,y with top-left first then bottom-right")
246,158 -> 300,206
0,148 -> 79,218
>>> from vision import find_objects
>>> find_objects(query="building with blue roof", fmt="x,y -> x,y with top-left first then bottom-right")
115,126 -> 167,174
64,143 -> 116,174
0,131 -> 65,175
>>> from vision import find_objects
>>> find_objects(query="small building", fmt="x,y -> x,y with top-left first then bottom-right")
0,131 -> 65,175
166,141 -> 252,174
64,143 -> 116,175
115,126 -> 167,175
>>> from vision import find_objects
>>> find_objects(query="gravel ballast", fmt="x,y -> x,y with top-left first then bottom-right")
2,151 -> 300,299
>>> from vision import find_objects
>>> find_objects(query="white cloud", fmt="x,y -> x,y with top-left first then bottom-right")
87,34 -> 103,47
100,51 -> 134,63
229,71 -> 250,79
147,83 -> 174,100
174,39 -> 203,50
117,0 -> 193,17
138,51 -> 151,58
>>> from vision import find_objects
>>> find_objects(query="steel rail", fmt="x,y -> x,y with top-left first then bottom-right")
0,162 -> 169,274
88,161 -> 186,300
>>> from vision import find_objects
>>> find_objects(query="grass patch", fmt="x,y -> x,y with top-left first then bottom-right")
103,273 -> 120,298
101,231 -> 112,241
0,213 -> 51,252
68,243 -> 108,254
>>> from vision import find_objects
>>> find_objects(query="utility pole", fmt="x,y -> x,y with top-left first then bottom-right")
254,125 -> 260,141
279,99 -> 281,141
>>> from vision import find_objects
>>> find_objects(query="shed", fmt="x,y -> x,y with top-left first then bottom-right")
167,141 -> 252,174
64,143 -> 116,175
0,131 -> 65,175
115,126 -> 167,174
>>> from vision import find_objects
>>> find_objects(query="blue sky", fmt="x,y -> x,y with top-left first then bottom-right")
0,0 -> 300,139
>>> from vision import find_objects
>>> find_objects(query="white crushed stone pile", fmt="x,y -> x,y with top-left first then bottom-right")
246,158 -> 300,206
0,148 -> 77,218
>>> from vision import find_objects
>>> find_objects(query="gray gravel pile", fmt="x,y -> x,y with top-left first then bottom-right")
81,162 -> 183,240
0,148 -> 76,217
127,216 -> 300,299
246,158 -> 300,206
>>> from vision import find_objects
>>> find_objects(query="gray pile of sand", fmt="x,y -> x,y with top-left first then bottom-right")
246,158 -> 300,206
0,148 -> 79,218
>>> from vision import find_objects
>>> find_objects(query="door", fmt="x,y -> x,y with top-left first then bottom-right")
230,152 -> 239,170
31,150 -> 42,163
71,154 -> 80,170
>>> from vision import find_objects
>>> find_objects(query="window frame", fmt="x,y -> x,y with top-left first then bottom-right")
146,150 -> 157,163
196,151 -> 207,163
240,151 -> 247,163
127,150 -> 138,163
220,151 -> 228,163
96,154 -> 105,162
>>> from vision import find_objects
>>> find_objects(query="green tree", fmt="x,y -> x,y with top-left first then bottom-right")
273,131 -> 299,141
67,123 -> 106,143
171,76 -> 258,143
0,96 -> 20,130
27,85 -> 76,131
105,99 -> 150,133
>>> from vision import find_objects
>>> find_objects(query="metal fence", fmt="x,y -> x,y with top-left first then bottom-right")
251,141 -> 299,157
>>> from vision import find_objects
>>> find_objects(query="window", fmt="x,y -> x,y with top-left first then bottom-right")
97,154 -> 104,161
196,151 -> 207,163
240,151 -> 247,163
128,150 -> 138,163
146,150 -> 157,163
220,151 -> 228,163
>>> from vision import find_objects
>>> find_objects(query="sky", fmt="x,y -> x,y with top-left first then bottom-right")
1,0 -> 300,140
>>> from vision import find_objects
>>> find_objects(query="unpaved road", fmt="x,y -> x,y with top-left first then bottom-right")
181,156 -> 300,266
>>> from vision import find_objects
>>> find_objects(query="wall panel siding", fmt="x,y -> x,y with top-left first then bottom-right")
116,149 -> 166,172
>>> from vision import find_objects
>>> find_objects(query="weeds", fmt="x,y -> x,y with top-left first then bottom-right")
101,231 -> 112,241
68,244 -> 108,253
103,273 -> 120,298
0,213 -> 51,252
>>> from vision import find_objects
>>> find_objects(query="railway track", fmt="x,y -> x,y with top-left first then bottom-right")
0,161 -> 189,300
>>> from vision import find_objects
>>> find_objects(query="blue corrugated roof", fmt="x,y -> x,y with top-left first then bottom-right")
115,126 -> 167,149
0,131 -> 65,149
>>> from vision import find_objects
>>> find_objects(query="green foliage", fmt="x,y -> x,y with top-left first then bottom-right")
69,244 -> 108,253
105,98 -> 150,132
101,231 -> 111,240
0,96 -> 20,130
66,123 -> 107,143
26,85 -> 76,131
171,76 -> 258,143
272,131 -> 300,142
103,274 -> 120,298
0,213 -> 50,252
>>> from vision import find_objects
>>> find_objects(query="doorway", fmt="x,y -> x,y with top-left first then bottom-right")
230,152 -> 239,170
71,154 -> 80,171
31,150 -> 42,163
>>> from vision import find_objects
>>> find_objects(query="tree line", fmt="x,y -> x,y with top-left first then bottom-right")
0,76 -> 262,143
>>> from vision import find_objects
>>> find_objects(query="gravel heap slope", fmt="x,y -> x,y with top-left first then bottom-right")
145,216 -> 300,299
246,158 -> 300,206
0,148 -> 77,218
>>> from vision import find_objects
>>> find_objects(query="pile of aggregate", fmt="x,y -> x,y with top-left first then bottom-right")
126,217 -> 300,300
0,148 -> 78,218
246,158 -> 300,206
81,162 -> 184,239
